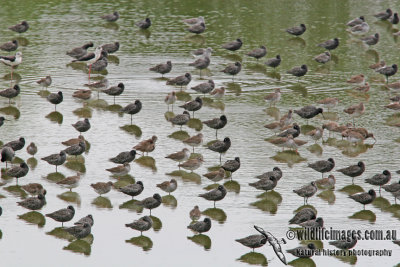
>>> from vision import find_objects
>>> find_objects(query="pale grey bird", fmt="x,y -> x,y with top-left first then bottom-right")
149,61 -> 172,77
125,216 -> 153,235
187,22 -> 206,34
74,214 -> 94,227
169,111 -> 190,129
166,73 -> 192,90
189,56 -> 210,77
191,80 -> 214,95
64,141 -> 86,157
246,45 -> 267,60
293,182 -> 317,204
101,11 -> 120,22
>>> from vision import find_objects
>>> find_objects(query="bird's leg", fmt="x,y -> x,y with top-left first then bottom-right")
130,115 -> 133,125
113,96 -> 116,105
219,153 -> 222,164
56,165 -> 58,173
88,64 -> 92,83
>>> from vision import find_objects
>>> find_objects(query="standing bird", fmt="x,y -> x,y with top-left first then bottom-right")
236,235 -> 267,252
317,38 -> 339,50
66,42 -> 94,59
91,181 -> 113,196
210,87 -> 225,99
203,168 -> 225,183
102,83 -> 125,104
165,91 -> 177,111
0,52 -> 22,81
376,64 -> 398,83
374,8 -> 392,20
9,21 -> 29,33
136,18 -> 151,29
191,80 -> 214,95
26,142 -> 38,157
294,105 -> 324,122
349,189 -> 376,209
166,73 -> 192,90
337,161 -> 365,183
365,170 -> 391,192
17,193 -> 46,210
286,24 -> 306,36
133,136 -> 158,156
315,174 -> 336,190
150,61 -> 172,77
222,38 -> 243,51
65,223 -> 92,240
187,218 -> 211,233
287,64 -> 308,79
178,156 -> 204,172
119,181 -> 144,199
306,127 -> 324,143
314,51 -> 331,64
343,102 -> 365,126
179,97 -> 203,117
72,118 -> 91,136
72,46 -> 103,82
347,16 -> 365,27
1,146 -> 15,168
207,137 -> 231,163
41,151 -> 66,172
289,208 -> 316,225
138,194 -> 162,215
265,55 -> 281,69
293,182 -> 318,204
187,22 -> 206,34
317,97 -> 339,111
0,84 -> 20,104
222,157 -> 240,179
109,150 -> 136,164
47,91 -> 63,111
57,173 -> 81,191
190,206 -> 201,221
36,76 -> 52,90
157,179 -> 178,195
125,216 -> 153,235
249,176 -> 278,192
169,111 -> 190,129
165,148 -> 190,165
183,133 -> 203,152
189,56 -> 210,78
0,40 -> 18,52
203,115 -> 227,138
46,205 -> 75,226
308,158 -> 335,178
246,45 -> 267,61
191,47 -> 212,59
121,100 -> 142,124
198,185 -> 227,208
389,13 -> 399,24
221,62 -> 241,81
361,33 -> 379,46
64,141 -> 86,157
101,11 -> 120,22
264,88 -> 281,107
6,162 -> 29,185
106,163 -> 131,176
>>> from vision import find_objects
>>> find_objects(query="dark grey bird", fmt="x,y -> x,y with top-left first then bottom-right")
121,100 -> 142,124
361,33 -> 379,46
17,192 -> 46,210
265,55 -> 281,69
308,158 -> 335,178
317,38 -> 339,50
169,111 -> 190,129
365,170 -> 391,192
179,97 -> 202,117
0,116 -> 7,127
0,84 -> 20,104
349,189 -> 376,209
101,42 -> 119,54
246,45 -> 267,60
289,208 -> 316,224
286,243 -> 316,258
203,115 -> 227,138
286,23 -> 306,36
207,137 -> 231,163
222,157 -> 240,179
149,61 -> 172,77
66,42 -> 94,59
287,64 -> 308,79
9,21 -> 29,33
187,22 -> 206,34
314,51 -> 331,64
293,182 -> 317,204
256,167 -> 283,181
166,73 -> 192,90
2,137 -> 25,151
90,51 -> 108,71
221,61 -> 241,81
119,181 -> 144,199
102,83 -> 124,104
390,13 -> 399,24
65,223 -> 91,239
110,150 -> 136,164
187,217 -> 211,233
299,217 -> 324,228
47,91 -> 63,111
249,176 -> 278,192
198,185 -> 227,207
374,8 -> 392,20
376,64 -> 397,83
191,80 -> 215,95
74,214 -> 94,227
278,123 -> 300,138
0,40 -> 18,52
222,38 -> 243,51
7,163 -> 29,184
72,118 -> 91,135
382,180 -> 400,197
1,146 -> 14,168
41,151 -> 66,172
138,193 -> 162,215
236,234 -> 267,252
126,216 -> 153,235
337,161 -> 365,183
329,238 -> 357,250
347,16 -> 364,27
64,141 -> 86,157
189,56 -> 210,77
46,205 -> 75,226
136,18 -> 151,29
294,105 -> 324,121
101,11 -> 120,22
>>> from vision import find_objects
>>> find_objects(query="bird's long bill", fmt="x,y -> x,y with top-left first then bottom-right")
321,113 -> 325,119
254,225 -> 267,236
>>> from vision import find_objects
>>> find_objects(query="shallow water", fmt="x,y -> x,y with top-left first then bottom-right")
1,0 -> 400,266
